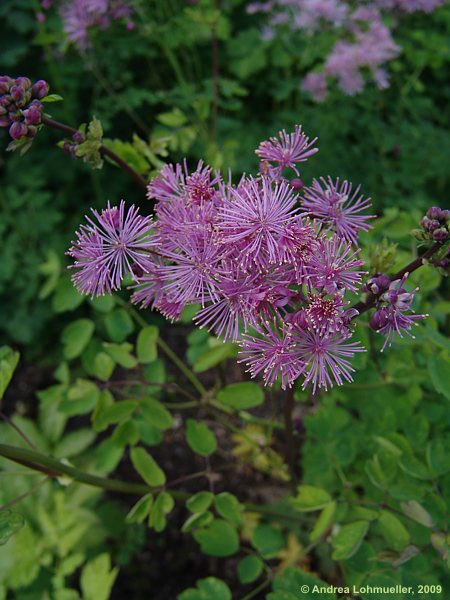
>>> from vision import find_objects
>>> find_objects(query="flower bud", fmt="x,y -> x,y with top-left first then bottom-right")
0,77 -> 12,94
427,206 -> 442,220
10,85 -> 24,104
41,0 -> 52,8
441,209 -> 450,222
9,121 -> 27,140
23,105 -> 42,125
290,178 -> 304,191
31,79 -> 49,100
369,308 -> 389,331
15,77 -> 31,90
432,228 -> 449,242
131,263 -> 144,278
72,131 -> 84,143
0,116 -> 10,127
0,95 -> 11,108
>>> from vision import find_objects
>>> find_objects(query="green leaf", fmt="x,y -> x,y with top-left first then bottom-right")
182,511 -> 214,533
331,521 -> 370,560
104,309 -> 134,343
426,437 -> 450,476
428,354 -> 450,401
216,382 -> 264,410
149,491 -> 174,532
310,501 -> 336,542
80,553 -> 118,600
41,93 -> 63,103
52,277 -> 84,313
126,494 -> 153,523
140,397 -> 173,430
90,294 -> 115,313
157,108 -> 187,127
398,454 -> 432,480
193,343 -> 238,373
400,501 -> 434,527
193,519 -> 239,557
0,346 -> 19,401
103,342 -> 138,369
214,492 -> 244,525
54,428 -> 96,459
0,511 -> 24,545
272,567 -> 337,599
178,577 -> 231,600
290,486 -> 332,512
93,399 -> 138,431
237,555 -> 263,584
252,524 -> 284,558
93,352 -> 115,381
377,510 -> 410,551
186,419 -> 217,457
61,319 -> 94,360
130,447 -> 165,487
187,491 -> 214,513
137,326 -> 159,363
112,419 -> 140,446
60,379 -> 99,416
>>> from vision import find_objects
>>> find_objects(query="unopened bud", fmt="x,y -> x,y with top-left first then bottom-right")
427,206 -> 442,221
31,79 -> 49,100
16,77 -> 31,90
72,131 -> 84,143
23,105 -> 42,125
369,309 -> 389,331
10,85 -> 24,104
9,121 -> 27,140
290,178 -> 304,191
432,228 -> 449,242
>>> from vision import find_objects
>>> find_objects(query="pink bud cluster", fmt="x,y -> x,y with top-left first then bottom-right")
68,125 -> 428,393
0,76 -> 49,141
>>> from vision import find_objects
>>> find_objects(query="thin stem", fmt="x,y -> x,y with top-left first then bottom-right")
283,387 -> 297,489
157,337 -> 208,397
0,476 -> 50,512
240,578 -> 272,600
41,116 -> 148,190
0,412 -> 37,450
353,241 -> 445,316
117,299 -> 208,397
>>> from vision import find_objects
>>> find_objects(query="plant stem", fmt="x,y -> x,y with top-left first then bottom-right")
157,337 -> 208,397
284,387 -> 297,489
0,443 -> 151,495
0,476 -> 50,511
117,298 -> 208,397
41,116 -> 148,190
353,240 -> 445,316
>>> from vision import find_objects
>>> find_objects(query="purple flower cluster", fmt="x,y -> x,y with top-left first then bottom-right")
247,0 -> 444,100
0,76 -> 49,141
368,274 -> 425,351
59,0 -> 134,51
68,126 -> 428,393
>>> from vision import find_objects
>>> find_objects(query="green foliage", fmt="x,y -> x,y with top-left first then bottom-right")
216,382 -> 264,410
186,419 -> 217,457
1,1 -> 450,598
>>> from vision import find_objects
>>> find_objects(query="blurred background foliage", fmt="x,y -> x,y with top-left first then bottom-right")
0,1 -> 450,599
